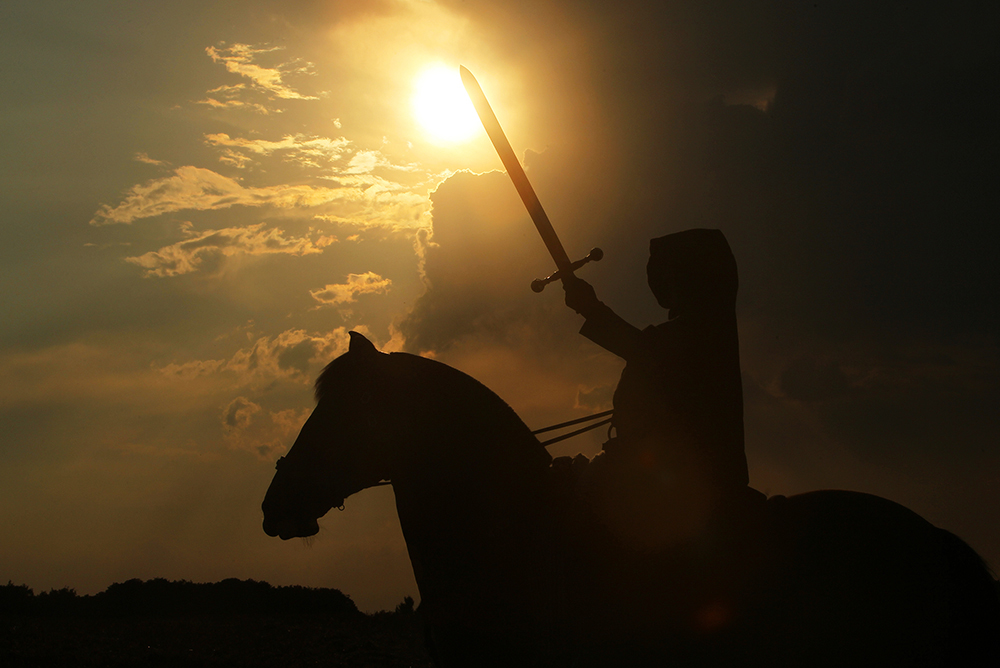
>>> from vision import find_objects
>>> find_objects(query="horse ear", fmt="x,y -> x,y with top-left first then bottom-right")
348,331 -> 380,356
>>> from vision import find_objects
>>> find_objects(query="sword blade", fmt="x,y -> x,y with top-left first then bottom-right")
460,66 -> 572,273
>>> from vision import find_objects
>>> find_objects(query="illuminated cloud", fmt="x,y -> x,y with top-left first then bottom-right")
205,43 -> 319,101
398,169 -> 553,352
91,163 -> 433,231
151,326 -> 355,392
223,327 -> 354,384
307,171 -> 438,232
222,396 -> 260,431
221,396 -> 309,458
157,358 -> 227,381
310,192 -> 431,230
90,166 -> 354,225
125,223 -> 336,277
204,133 -> 352,169
305,185 -> 431,230
196,88 -> 274,115
345,150 -> 382,174
134,152 -> 168,166
309,272 -> 392,306
337,149 -> 417,175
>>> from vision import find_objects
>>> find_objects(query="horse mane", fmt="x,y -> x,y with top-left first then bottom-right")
314,350 -> 546,458
313,351 -> 355,402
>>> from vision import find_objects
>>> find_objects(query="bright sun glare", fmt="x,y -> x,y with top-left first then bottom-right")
412,65 -> 482,143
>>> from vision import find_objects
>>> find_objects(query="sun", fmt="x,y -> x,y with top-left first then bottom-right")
412,64 -> 481,143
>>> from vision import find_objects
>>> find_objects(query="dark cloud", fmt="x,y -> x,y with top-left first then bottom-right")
822,345 -> 1000,461
409,0 -> 999,346
223,396 -> 260,430
276,338 -> 320,375
400,170 -> 546,352
402,0 -> 999,568
779,356 -> 853,403
438,0 -> 1000,341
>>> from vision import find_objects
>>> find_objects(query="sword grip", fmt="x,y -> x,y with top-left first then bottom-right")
531,248 -> 604,293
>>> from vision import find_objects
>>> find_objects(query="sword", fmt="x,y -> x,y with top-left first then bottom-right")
460,66 -> 601,292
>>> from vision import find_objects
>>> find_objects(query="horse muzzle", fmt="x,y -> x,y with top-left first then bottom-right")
262,514 -> 320,540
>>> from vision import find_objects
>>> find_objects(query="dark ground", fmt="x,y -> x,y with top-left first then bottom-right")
0,580 -> 434,667
1,613 -> 434,667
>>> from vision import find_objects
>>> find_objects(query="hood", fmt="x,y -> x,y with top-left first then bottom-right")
647,229 -> 738,312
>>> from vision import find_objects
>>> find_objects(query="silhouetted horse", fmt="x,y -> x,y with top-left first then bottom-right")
262,333 -> 998,667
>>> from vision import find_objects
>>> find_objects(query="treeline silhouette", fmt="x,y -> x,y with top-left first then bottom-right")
2,580 -> 430,667
1,578 -> 366,619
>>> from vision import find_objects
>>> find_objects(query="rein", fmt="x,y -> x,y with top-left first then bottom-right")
533,410 -> 613,447
274,407 -> 613,508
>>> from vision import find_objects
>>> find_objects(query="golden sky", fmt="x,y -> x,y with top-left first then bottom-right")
1,0 -> 997,611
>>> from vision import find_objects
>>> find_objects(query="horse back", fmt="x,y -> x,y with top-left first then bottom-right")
765,489 -> 1000,667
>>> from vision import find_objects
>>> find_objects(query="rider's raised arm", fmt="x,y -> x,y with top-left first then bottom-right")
564,277 -> 643,361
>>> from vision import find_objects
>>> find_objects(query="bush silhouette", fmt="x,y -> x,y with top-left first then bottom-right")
1,578 -> 362,619
0,581 -> 34,614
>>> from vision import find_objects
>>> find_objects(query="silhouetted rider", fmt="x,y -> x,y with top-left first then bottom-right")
564,229 -> 753,517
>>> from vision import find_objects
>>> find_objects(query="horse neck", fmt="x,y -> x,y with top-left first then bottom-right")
390,393 -> 549,512
385,353 -> 549,491
390,424 -> 553,626
383,356 -> 552,616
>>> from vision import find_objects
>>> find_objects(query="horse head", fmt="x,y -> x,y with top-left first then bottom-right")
262,330 -> 550,542
262,332 -> 399,540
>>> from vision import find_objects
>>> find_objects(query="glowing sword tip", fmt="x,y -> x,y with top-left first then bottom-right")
459,65 -> 478,93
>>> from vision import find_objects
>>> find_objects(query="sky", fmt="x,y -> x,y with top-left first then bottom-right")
1,0 -> 997,612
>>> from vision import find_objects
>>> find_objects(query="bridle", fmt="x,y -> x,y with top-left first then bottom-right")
273,456 -> 390,512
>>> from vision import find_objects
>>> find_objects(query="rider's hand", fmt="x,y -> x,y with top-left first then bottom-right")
563,276 -> 600,317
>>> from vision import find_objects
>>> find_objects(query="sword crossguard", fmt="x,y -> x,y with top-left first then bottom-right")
530,248 -> 604,293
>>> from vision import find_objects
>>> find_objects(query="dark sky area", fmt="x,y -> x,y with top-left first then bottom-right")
1,0 -> 996,611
